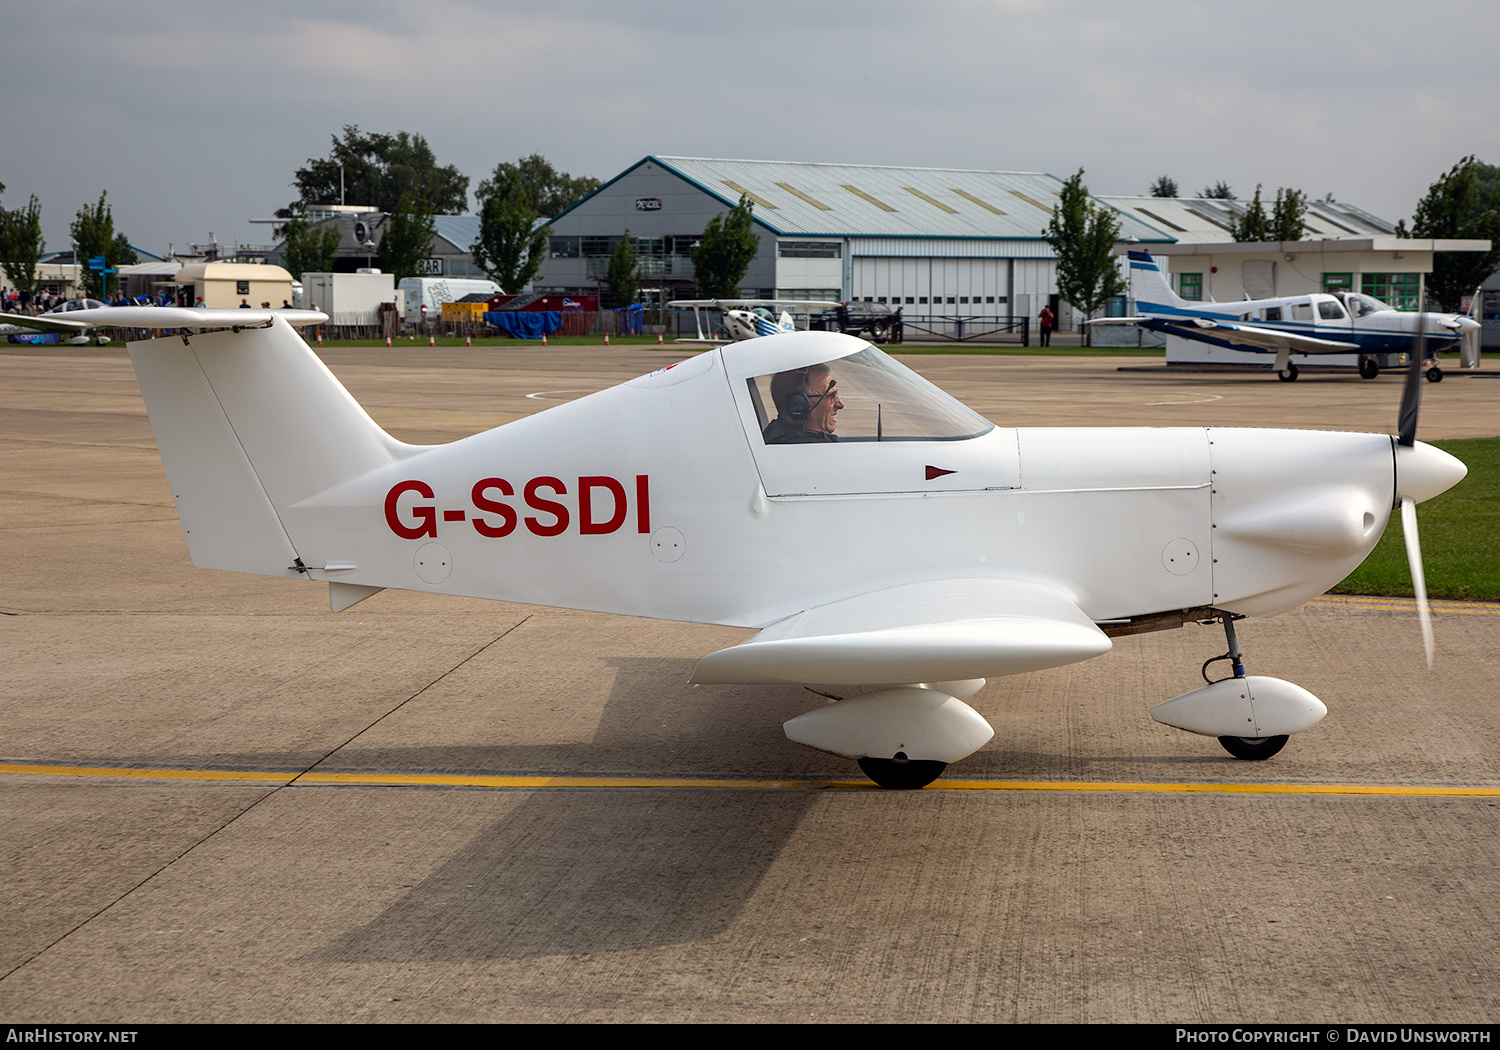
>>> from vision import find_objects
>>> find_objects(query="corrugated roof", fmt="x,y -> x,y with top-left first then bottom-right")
1100,196 -> 1397,244
640,157 -> 1173,242
432,215 -> 481,252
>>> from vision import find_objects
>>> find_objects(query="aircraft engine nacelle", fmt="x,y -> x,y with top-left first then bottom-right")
783,686 -> 995,763
1149,676 -> 1327,739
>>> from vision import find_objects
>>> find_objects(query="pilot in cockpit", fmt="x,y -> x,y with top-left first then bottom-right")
763,364 -> 845,443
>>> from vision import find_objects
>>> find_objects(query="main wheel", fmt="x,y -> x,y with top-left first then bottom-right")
1427,366 -> 1444,383
857,753 -> 948,789
1217,735 -> 1289,760
1277,363 -> 1299,382
1359,357 -> 1380,379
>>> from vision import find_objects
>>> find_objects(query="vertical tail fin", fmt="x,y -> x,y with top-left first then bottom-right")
127,317 -> 414,576
1127,249 -> 1188,312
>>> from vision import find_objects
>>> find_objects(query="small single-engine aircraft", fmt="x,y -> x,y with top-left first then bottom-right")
1094,250 -> 1482,382
670,298 -> 841,344
4,305 -> 1467,787
3,298 -> 118,345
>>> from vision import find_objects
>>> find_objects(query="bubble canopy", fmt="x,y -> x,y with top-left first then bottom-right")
724,332 -> 994,444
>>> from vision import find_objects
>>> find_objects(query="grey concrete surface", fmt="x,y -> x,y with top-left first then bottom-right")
1,342 -> 1497,1022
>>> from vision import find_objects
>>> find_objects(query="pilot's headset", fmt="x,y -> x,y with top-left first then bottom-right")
784,368 -> 813,424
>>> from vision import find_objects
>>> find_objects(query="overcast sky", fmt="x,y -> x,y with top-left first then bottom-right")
4,0 -> 1496,257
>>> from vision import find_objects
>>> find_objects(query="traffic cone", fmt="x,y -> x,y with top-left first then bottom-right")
604,333 -> 610,345
429,334 -> 436,347
315,329 -> 322,345
657,331 -> 663,344
465,333 -> 472,347
385,335 -> 392,347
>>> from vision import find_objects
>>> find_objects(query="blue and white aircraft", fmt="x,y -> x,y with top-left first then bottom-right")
1097,250 -> 1481,382
670,298 -> 841,344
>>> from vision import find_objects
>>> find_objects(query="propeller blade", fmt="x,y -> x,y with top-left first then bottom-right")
1400,497 -> 1434,669
1397,312 -> 1426,448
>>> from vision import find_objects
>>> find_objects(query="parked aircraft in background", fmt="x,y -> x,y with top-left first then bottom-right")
1094,250 -> 1481,382
0,307 -> 1466,788
670,298 -> 840,344
2,298 -> 116,344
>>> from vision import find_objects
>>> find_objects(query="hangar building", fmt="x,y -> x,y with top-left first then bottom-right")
536,156 -> 1173,330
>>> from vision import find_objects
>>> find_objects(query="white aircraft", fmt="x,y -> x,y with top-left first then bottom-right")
2,306 -> 1467,788
669,298 -> 841,344
2,298 -> 118,345
1096,250 -> 1482,382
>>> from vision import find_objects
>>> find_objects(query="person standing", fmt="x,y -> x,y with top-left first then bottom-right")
1038,305 -> 1054,347
891,305 -> 904,345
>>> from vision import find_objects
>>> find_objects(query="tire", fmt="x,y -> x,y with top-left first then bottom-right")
1277,364 -> 1299,382
1217,735 -> 1289,760
1359,358 -> 1379,380
857,753 -> 948,789
1427,367 -> 1444,383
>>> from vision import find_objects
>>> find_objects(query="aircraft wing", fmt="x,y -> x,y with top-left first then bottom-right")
669,299 -> 842,309
1098,315 -> 1361,355
690,579 -> 1111,686
0,307 -> 328,332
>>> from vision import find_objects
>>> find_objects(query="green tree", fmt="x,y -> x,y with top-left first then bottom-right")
1149,175 -> 1179,198
70,191 -> 132,298
605,229 -> 640,308
376,192 -> 437,282
475,154 -> 601,217
1271,187 -> 1307,241
0,189 -> 45,298
1043,169 -> 1122,345
471,176 -> 549,294
1409,156 -> 1500,310
1231,185 -> 1270,242
1199,181 -> 1235,199
285,126 -> 469,216
691,195 -> 761,299
281,209 -> 343,279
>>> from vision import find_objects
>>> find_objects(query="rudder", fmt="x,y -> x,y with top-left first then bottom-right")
127,317 -> 416,577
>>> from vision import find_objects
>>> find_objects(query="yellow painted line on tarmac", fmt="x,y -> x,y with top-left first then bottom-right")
0,762 -> 293,783
3,762 -> 1498,797
1311,595 -> 1500,615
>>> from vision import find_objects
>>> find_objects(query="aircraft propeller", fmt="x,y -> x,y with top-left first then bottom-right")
1394,312 -> 1436,667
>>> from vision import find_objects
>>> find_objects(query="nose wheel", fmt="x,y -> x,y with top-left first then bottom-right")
1217,734 -> 1289,760
857,753 -> 948,789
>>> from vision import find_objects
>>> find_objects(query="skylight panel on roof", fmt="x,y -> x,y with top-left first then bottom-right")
950,188 -> 1005,215
1183,208 -> 1233,233
840,185 -> 896,212
1134,207 -> 1188,233
720,181 -> 777,210
774,183 -> 832,211
902,187 -> 958,214
1009,190 -> 1054,214
1311,212 -> 1360,235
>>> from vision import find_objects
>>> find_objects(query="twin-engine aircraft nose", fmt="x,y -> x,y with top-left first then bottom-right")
1395,440 -> 1467,504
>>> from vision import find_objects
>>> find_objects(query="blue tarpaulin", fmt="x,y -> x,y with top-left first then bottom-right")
483,311 -> 562,339
617,303 -> 643,335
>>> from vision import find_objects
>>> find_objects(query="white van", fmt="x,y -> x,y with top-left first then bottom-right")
397,277 -> 502,325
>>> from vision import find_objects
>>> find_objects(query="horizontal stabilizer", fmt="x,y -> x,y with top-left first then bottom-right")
4,307 -> 327,333
691,579 -> 1110,686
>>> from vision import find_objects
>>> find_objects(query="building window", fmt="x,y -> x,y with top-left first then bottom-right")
1178,273 -> 1203,301
1362,273 -> 1420,311
549,237 -> 580,258
777,241 -> 842,258
919,297 -> 928,304
1323,272 -> 1353,294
